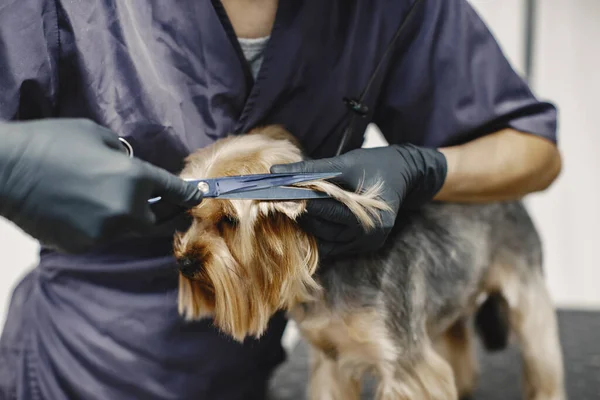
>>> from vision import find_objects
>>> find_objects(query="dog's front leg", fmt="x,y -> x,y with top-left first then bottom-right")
307,346 -> 361,400
375,343 -> 458,400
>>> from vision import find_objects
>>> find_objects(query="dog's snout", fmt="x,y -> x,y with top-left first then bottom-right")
178,257 -> 201,279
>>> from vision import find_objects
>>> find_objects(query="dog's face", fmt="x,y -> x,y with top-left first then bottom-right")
174,125 -> 388,341
174,126 -> 321,341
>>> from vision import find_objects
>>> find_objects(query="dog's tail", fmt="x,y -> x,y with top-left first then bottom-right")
474,291 -> 511,351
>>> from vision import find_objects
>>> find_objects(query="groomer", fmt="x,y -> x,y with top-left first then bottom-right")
0,1 -> 561,399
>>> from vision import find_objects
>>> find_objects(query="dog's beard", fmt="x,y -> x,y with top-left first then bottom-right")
178,213 -> 321,342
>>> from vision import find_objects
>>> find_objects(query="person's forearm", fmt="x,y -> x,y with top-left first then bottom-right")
434,128 -> 562,203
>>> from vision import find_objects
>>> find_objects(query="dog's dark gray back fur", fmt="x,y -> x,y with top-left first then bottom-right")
317,200 -> 542,346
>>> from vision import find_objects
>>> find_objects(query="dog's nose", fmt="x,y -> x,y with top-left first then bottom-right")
178,257 -> 200,279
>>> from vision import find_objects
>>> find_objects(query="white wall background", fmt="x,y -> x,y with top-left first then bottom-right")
0,220 -> 39,330
469,0 -> 600,309
2,0 -> 600,336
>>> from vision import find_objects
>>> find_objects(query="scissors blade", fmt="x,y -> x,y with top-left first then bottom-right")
190,171 -> 341,198
216,186 -> 331,200
147,171 -> 340,204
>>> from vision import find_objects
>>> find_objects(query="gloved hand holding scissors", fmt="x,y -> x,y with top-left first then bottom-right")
271,144 -> 447,258
0,119 -> 203,254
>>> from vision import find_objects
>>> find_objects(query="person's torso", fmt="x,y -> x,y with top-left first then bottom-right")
55,0 -> 414,167
2,1 -> 419,399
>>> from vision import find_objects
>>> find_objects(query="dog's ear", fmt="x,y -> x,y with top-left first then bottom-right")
252,208 -> 321,309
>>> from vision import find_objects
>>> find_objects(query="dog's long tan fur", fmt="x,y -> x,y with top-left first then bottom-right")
173,125 -> 566,400
175,125 -> 388,340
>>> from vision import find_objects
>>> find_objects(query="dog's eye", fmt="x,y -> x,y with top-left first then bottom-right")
178,257 -> 201,279
222,214 -> 238,225
217,214 -> 237,234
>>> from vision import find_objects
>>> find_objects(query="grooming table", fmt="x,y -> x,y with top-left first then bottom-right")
267,309 -> 600,399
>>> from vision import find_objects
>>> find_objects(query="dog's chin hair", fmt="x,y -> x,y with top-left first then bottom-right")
177,220 -> 322,342
177,275 -> 214,321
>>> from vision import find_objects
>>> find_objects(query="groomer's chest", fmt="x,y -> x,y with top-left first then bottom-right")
56,0 -> 411,163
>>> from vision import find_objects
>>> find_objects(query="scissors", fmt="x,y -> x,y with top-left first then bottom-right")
148,171 -> 341,204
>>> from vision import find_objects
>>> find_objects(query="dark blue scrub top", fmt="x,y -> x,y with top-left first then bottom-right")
0,1 -> 557,399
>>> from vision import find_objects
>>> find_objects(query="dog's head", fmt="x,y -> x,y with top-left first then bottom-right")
174,125 -> 388,341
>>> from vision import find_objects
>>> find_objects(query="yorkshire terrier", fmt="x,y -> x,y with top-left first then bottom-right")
173,125 -> 566,400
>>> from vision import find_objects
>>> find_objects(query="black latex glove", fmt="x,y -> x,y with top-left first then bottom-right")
271,144 -> 447,258
0,119 -> 203,253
